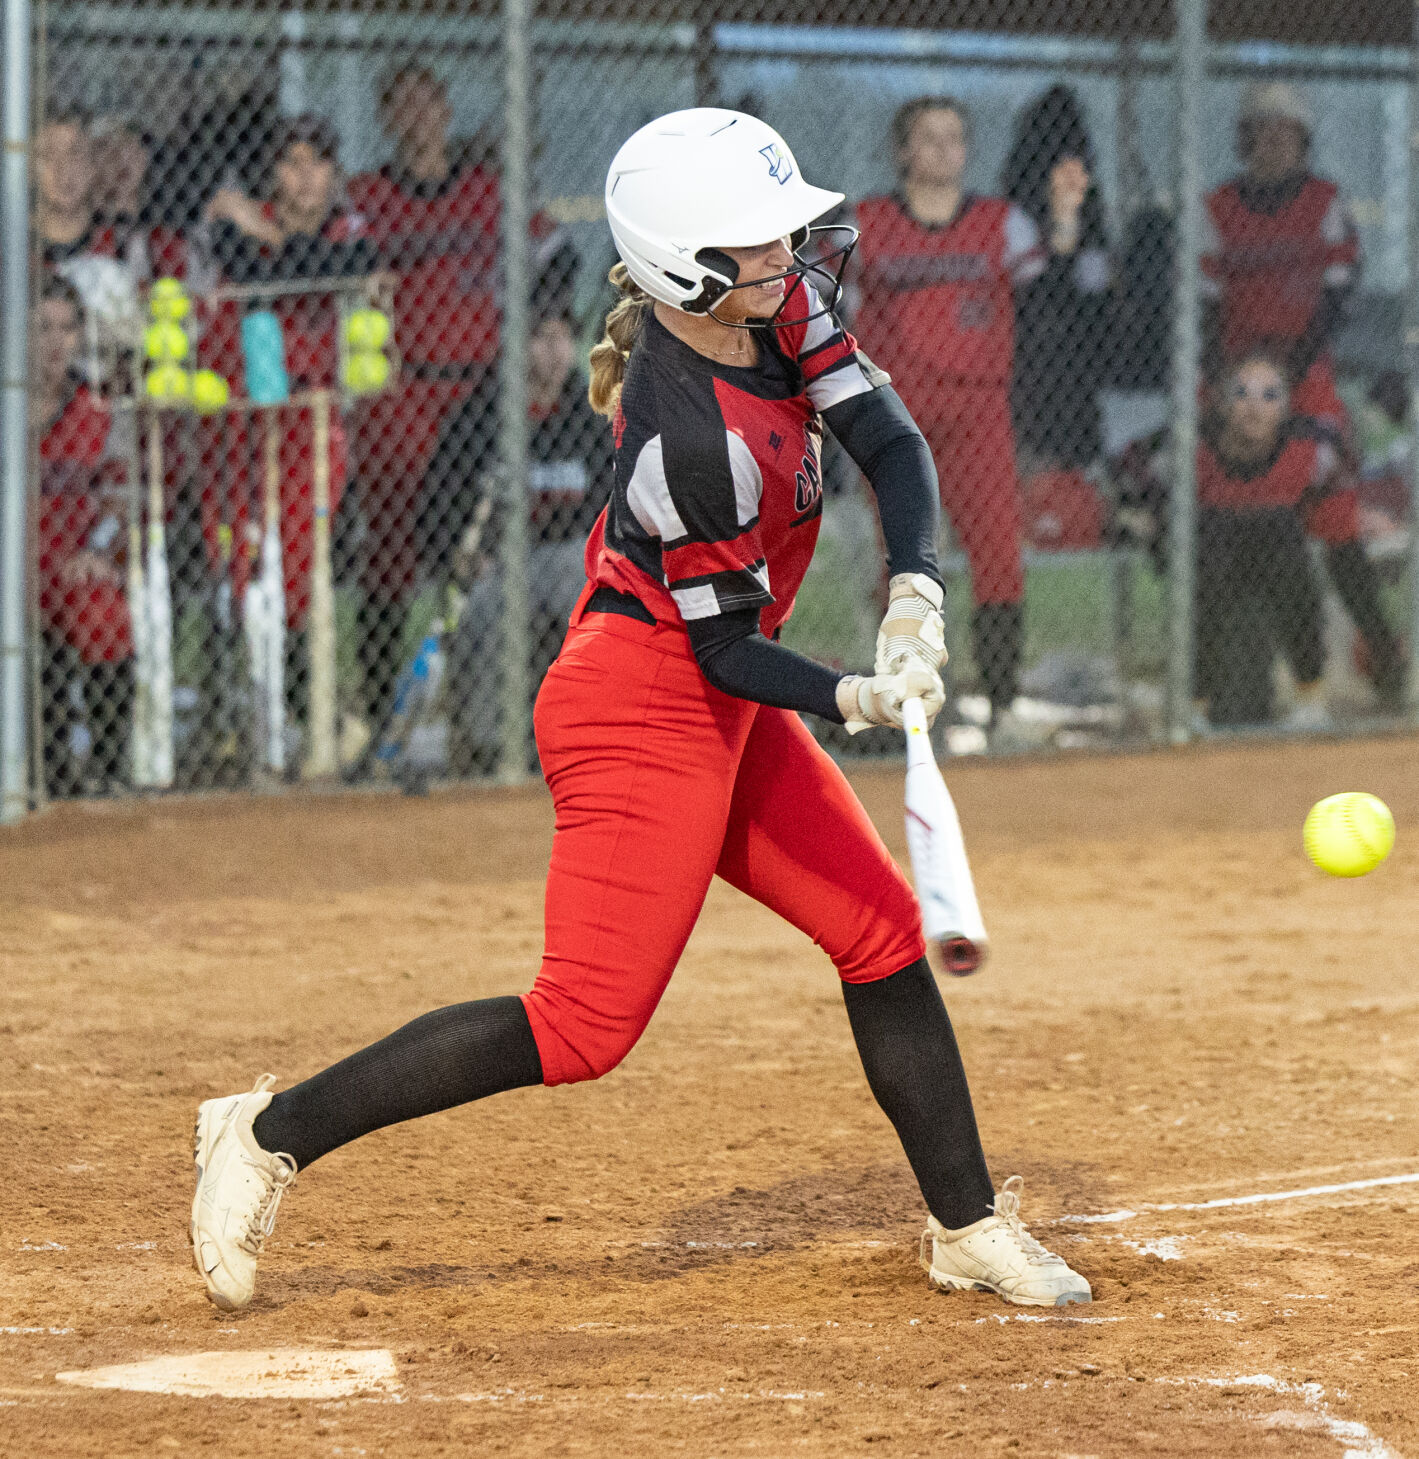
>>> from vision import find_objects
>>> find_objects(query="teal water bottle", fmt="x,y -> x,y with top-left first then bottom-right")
241,310 -> 290,405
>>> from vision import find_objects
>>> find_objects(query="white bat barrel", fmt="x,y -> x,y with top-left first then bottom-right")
902,697 -> 988,975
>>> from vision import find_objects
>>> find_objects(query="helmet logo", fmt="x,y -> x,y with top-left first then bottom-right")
759,142 -> 794,186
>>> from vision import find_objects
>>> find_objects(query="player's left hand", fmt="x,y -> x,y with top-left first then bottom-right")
837,664 -> 945,734
875,572 -> 947,676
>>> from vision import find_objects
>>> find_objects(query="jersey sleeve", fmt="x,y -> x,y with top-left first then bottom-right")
624,414 -> 772,623
1320,191 -> 1361,289
783,277 -> 888,412
1199,191 -> 1223,299
1003,204 -> 1048,288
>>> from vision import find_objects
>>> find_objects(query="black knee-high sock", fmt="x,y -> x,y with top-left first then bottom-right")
972,602 -> 1023,718
251,996 -> 543,1170
1326,541 -> 1406,708
842,958 -> 995,1230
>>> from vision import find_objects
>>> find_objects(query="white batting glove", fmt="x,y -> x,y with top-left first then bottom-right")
836,664 -> 945,735
875,572 -> 947,675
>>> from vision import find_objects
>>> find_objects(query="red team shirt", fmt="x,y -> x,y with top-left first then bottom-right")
1202,176 -> 1360,362
347,163 -> 566,368
1121,418 -> 1354,544
1196,423 -> 1337,515
38,385 -> 132,664
585,280 -> 878,639
853,194 -> 1045,396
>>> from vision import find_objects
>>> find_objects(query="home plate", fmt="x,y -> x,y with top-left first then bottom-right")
56,1349 -> 400,1400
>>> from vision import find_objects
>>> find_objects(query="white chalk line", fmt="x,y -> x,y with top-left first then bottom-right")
1060,1171 -> 1419,1225
1002,1373 -> 1395,1458
1188,1376 -> 1397,1459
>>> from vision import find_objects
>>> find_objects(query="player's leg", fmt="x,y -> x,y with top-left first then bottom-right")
935,389 -> 1026,727
192,617 -> 748,1308
1264,510 -> 1331,729
714,708 -> 1088,1304
1199,512 -> 1275,727
714,706 -> 986,1222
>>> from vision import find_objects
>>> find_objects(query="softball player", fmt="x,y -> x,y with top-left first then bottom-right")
1201,83 -> 1359,434
190,109 -> 1089,1314
855,98 -> 1047,742
1115,350 -> 1404,727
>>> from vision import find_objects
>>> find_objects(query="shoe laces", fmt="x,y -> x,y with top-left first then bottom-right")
219,1074 -> 297,1258
990,1176 -> 1056,1266
237,1151 -> 297,1256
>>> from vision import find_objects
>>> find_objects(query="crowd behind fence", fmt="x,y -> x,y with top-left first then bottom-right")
3,0 -> 1418,815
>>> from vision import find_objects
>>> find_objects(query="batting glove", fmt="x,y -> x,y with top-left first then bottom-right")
836,664 -> 945,735
875,572 -> 947,676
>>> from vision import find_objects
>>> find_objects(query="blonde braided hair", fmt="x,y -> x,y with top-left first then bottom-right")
588,262 -> 652,418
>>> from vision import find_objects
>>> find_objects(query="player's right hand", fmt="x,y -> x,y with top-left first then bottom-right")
836,665 -> 945,735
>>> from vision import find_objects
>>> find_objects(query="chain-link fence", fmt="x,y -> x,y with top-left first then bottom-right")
3,0 -> 1418,811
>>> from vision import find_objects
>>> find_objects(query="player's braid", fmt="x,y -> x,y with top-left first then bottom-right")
588,262 -> 651,418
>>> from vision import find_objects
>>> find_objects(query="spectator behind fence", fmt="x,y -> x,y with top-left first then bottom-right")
36,108 -> 141,377
90,116 -> 151,258
1114,350 -> 1404,729
1202,83 -> 1359,437
34,276 -> 134,796
855,98 -> 1045,746
1002,84 -> 1113,475
345,65 -> 578,751
202,114 -> 375,745
422,305 -> 614,775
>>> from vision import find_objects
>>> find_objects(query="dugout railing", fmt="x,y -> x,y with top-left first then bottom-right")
4,0 -> 1419,818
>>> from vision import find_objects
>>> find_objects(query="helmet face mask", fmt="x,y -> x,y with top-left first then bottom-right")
605,108 -> 849,327
686,223 -> 858,331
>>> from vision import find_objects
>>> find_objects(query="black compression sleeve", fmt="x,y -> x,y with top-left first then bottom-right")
686,609 -> 845,722
822,385 -> 942,584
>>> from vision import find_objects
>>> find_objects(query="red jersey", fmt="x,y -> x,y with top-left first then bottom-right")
38,383 -> 132,664
587,280 -> 877,638
853,193 -> 1045,393
347,162 -> 567,370
1197,422 -> 1337,513
1202,175 -> 1360,358
1120,416 -> 1355,544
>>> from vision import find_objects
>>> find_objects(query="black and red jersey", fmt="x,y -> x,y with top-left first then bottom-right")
347,162 -> 571,370
1202,175 -> 1360,358
853,193 -> 1045,393
1117,415 -> 1356,545
585,280 -> 878,638
1196,419 -> 1337,514
38,379 -> 132,664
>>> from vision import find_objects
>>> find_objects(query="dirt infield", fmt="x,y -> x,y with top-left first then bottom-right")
2,736 -> 1417,1457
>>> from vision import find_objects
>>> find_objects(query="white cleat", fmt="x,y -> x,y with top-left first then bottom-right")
190,1074 -> 297,1312
1279,699 -> 1334,735
920,1176 -> 1092,1307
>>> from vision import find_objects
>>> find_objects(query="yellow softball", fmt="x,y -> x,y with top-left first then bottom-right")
346,307 -> 391,351
149,277 -> 191,322
343,349 -> 390,395
1303,792 -> 1395,878
191,369 -> 230,414
144,363 -> 192,404
144,320 -> 189,362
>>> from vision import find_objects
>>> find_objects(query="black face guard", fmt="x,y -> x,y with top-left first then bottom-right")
682,223 -> 859,331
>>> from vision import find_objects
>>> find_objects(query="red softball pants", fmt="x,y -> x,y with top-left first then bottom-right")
916,385 -> 1024,606
521,607 -> 925,1086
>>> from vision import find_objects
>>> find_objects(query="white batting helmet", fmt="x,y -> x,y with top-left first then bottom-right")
1239,81 -> 1311,135
604,108 -> 845,315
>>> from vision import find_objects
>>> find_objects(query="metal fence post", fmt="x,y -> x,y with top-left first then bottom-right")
1407,0 -> 1419,719
1168,0 -> 1206,743
1,0 -> 33,824
498,0 -> 532,783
